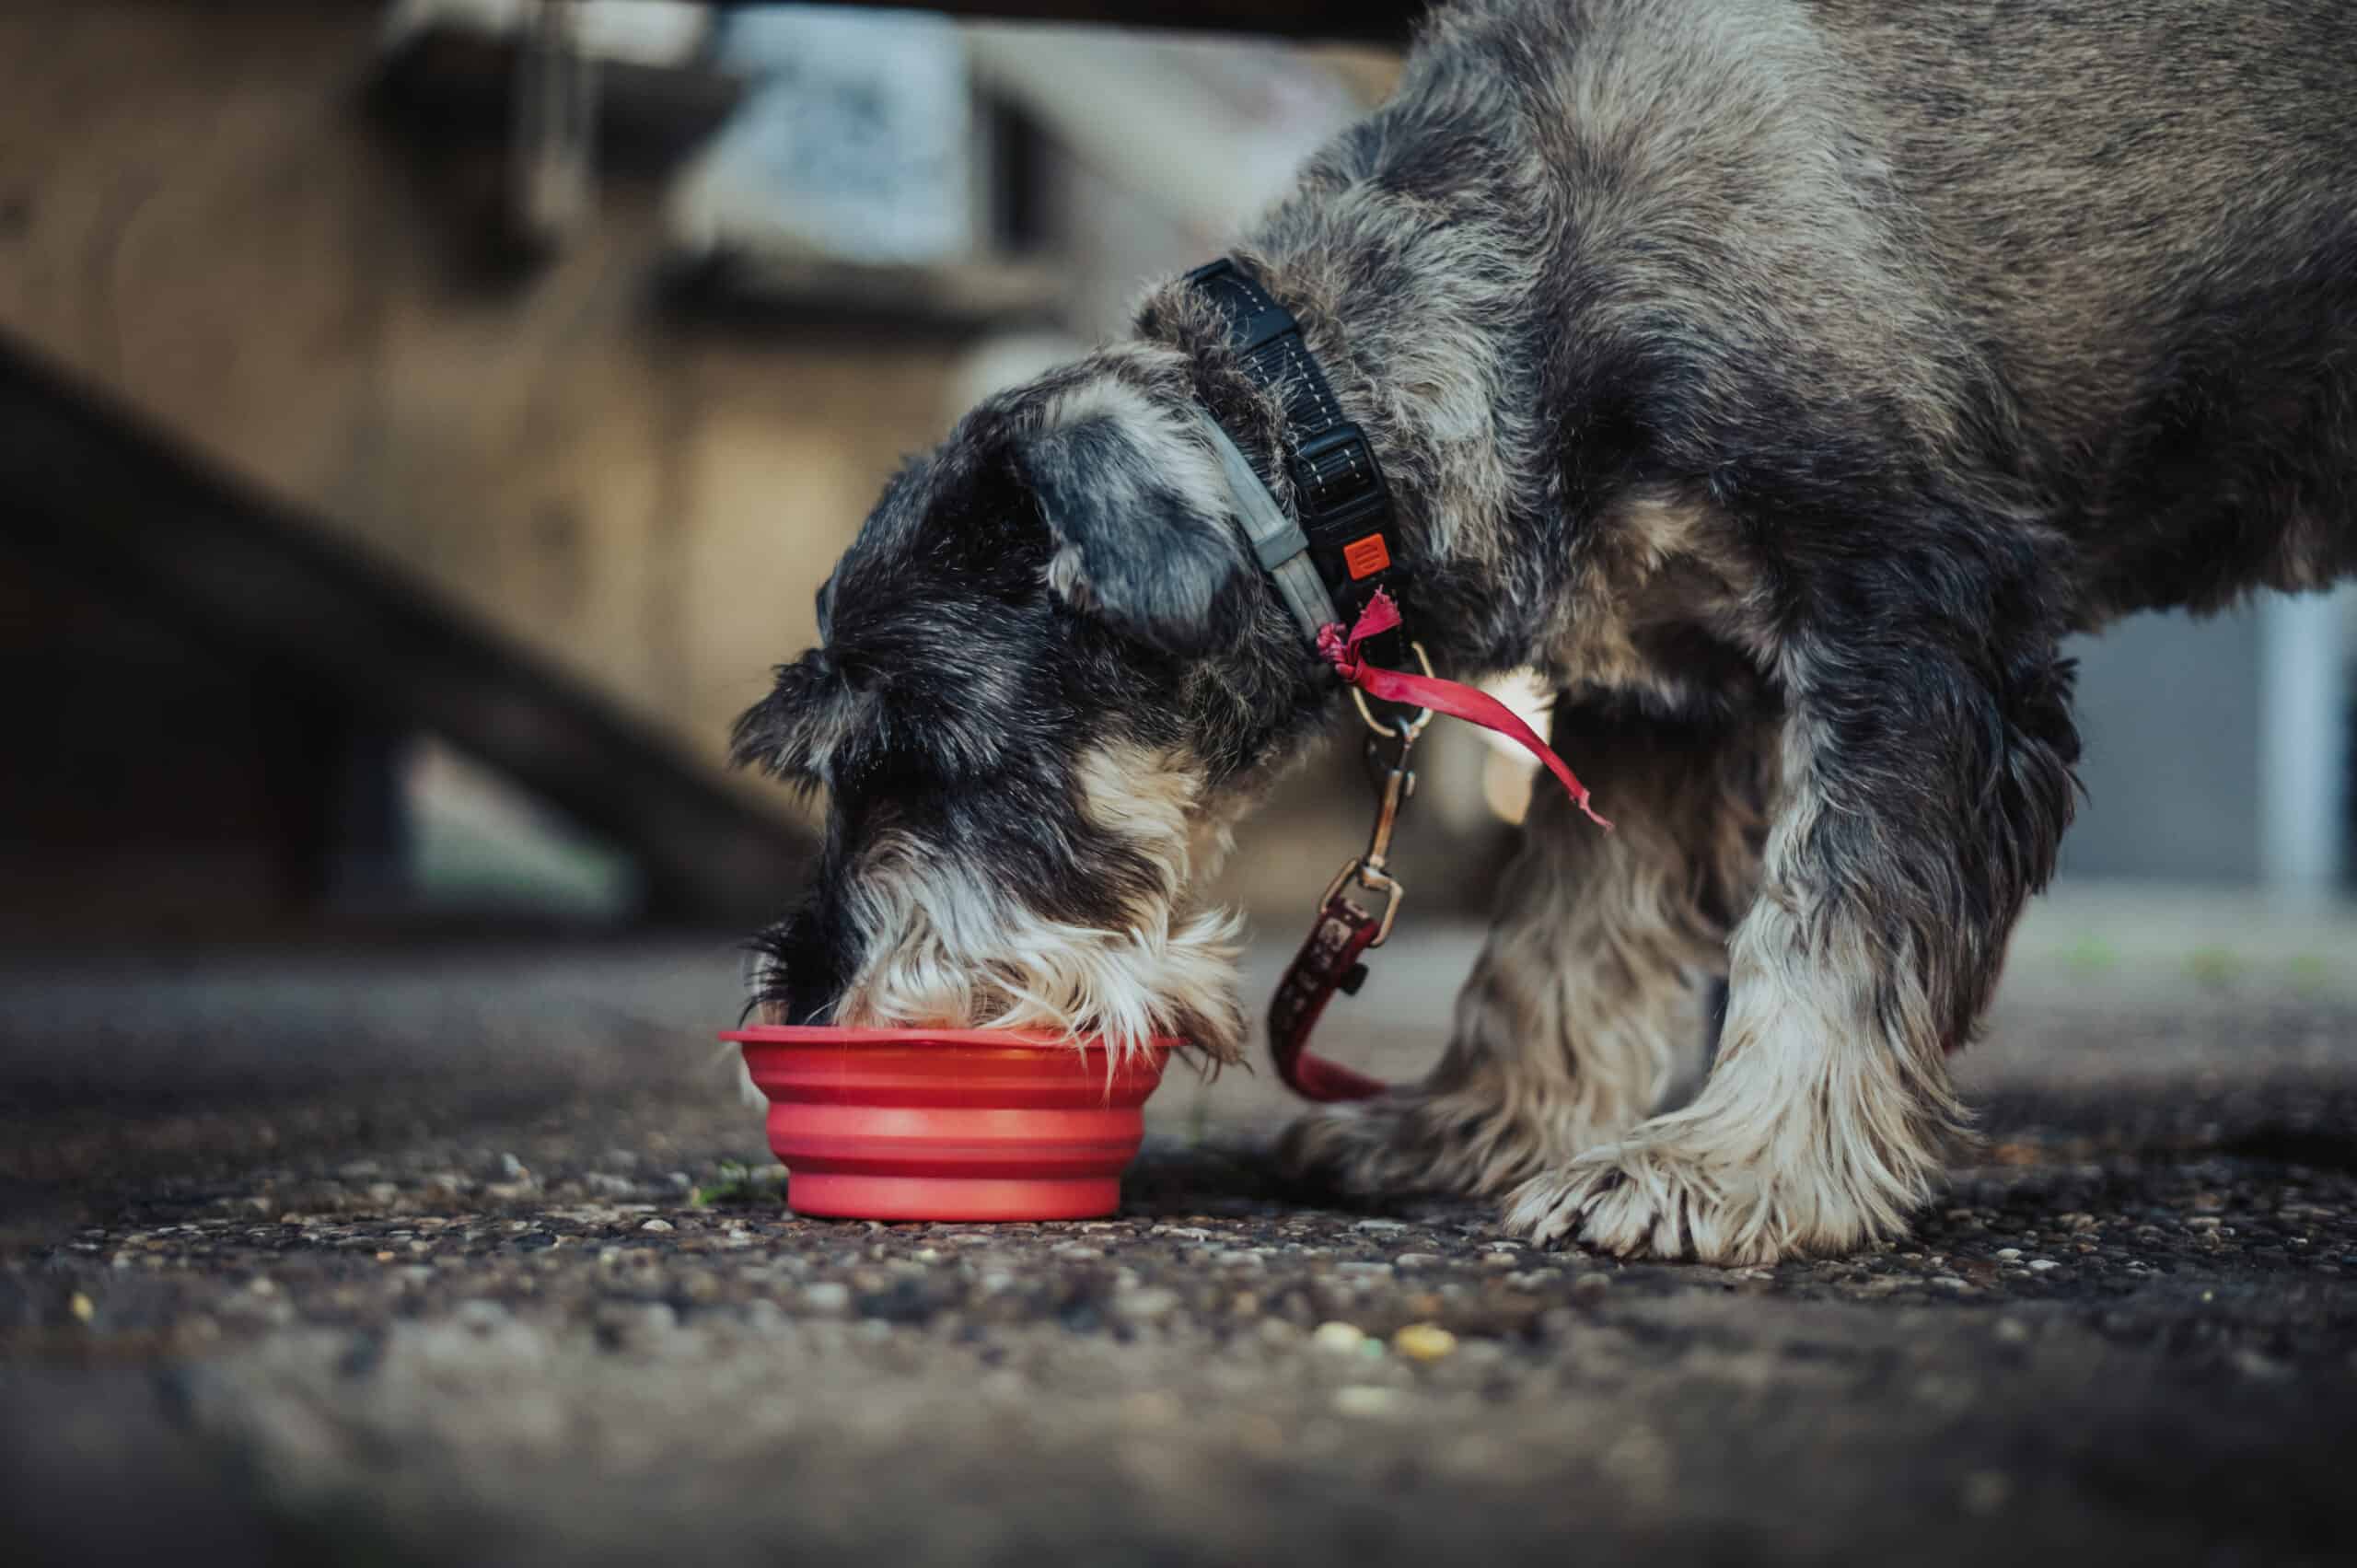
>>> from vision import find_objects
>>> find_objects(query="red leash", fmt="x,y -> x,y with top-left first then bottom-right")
1271,591 -> 1609,1102
1315,591 -> 1609,831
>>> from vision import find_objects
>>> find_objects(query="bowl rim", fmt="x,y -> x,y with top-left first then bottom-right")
721,1025 -> 1186,1051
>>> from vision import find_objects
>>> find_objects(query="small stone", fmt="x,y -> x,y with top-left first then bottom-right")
1114,1287 -> 1181,1322
1994,1248 -> 2023,1261
1570,1274 -> 1611,1304
69,1292 -> 94,1324
2026,1260 -> 2059,1272
1120,1390 -> 1182,1427
1392,1323 -> 1458,1362
1353,1219 -> 1408,1233
2232,1348 -> 2291,1382
1993,1318 -> 2032,1343
803,1282 -> 853,1314
1393,1253 -> 1442,1268
1051,1244 -> 1103,1260
374,1250 -> 397,1263
454,1298 -> 509,1332
1312,1320 -> 1367,1354
1332,1386 -> 1405,1418
498,1153 -> 526,1179
1961,1470 -> 2013,1516
1480,1252 -> 1520,1269
640,1219 -> 675,1234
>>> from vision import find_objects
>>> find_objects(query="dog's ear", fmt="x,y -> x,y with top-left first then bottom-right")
1016,382 -> 1253,656
729,649 -> 871,785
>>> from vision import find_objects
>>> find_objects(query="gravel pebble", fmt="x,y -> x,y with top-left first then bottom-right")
1312,1321 -> 1368,1354
1393,1323 -> 1458,1361
1332,1386 -> 1407,1418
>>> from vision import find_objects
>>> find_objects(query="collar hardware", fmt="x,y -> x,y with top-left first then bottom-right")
1183,256 -> 1409,667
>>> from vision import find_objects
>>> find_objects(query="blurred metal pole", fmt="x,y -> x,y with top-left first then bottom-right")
2258,587 -> 2353,902
511,0 -> 598,252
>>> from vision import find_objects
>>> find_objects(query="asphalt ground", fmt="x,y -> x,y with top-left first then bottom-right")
5,896 -> 2355,1566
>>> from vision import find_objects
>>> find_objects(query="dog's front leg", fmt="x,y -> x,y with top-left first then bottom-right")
1280,705 -> 1772,1202
1506,583 -> 2081,1262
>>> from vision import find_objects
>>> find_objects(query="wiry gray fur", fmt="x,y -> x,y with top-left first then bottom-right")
738,0 -> 2357,1261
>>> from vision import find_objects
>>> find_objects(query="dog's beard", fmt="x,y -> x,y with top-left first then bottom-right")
829,841 -> 1245,1063
818,743 -> 1247,1063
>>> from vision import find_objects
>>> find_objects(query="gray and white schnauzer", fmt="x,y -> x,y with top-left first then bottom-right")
731,0 -> 2357,1263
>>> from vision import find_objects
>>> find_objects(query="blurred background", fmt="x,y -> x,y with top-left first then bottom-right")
2,0 -> 2351,955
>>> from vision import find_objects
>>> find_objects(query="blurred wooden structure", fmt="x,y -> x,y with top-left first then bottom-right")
0,2 -> 1422,930
0,336 -> 813,925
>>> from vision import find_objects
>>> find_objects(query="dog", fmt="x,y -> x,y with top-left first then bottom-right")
729,0 -> 2357,1263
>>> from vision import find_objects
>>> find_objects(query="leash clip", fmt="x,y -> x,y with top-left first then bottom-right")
1348,639 -> 1434,740
1319,720 -> 1418,949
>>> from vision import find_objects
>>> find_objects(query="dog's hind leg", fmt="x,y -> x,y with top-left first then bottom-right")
1278,704 -> 1771,1203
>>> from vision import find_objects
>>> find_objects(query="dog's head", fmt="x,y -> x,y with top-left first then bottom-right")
732,349 -> 1324,1063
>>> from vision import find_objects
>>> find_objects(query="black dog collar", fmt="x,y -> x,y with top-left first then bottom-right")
1184,257 -> 1410,668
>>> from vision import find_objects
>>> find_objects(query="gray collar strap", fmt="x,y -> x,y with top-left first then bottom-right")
1200,412 -> 1341,643
1181,256 -> 1409,668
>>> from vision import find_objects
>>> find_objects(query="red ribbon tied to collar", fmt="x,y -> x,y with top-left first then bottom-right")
1317,590 -> 1611,830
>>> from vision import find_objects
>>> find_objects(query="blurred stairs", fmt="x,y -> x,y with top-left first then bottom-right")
0,333 -> 814,926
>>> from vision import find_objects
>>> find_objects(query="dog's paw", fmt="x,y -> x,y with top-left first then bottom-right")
1280,1090 -> 1587,1203
1275,1098 -> 1423,1199
1503,1131 -> 1890,1265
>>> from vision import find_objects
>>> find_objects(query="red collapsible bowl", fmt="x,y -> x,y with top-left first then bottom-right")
720,1026 -> 1178,1222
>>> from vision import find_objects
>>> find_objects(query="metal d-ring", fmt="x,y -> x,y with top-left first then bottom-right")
1349,639 -> 1436,742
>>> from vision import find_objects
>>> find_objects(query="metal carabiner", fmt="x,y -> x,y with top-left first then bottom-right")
1320,718 -> 1419,947
1348,639 -> 1437,742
